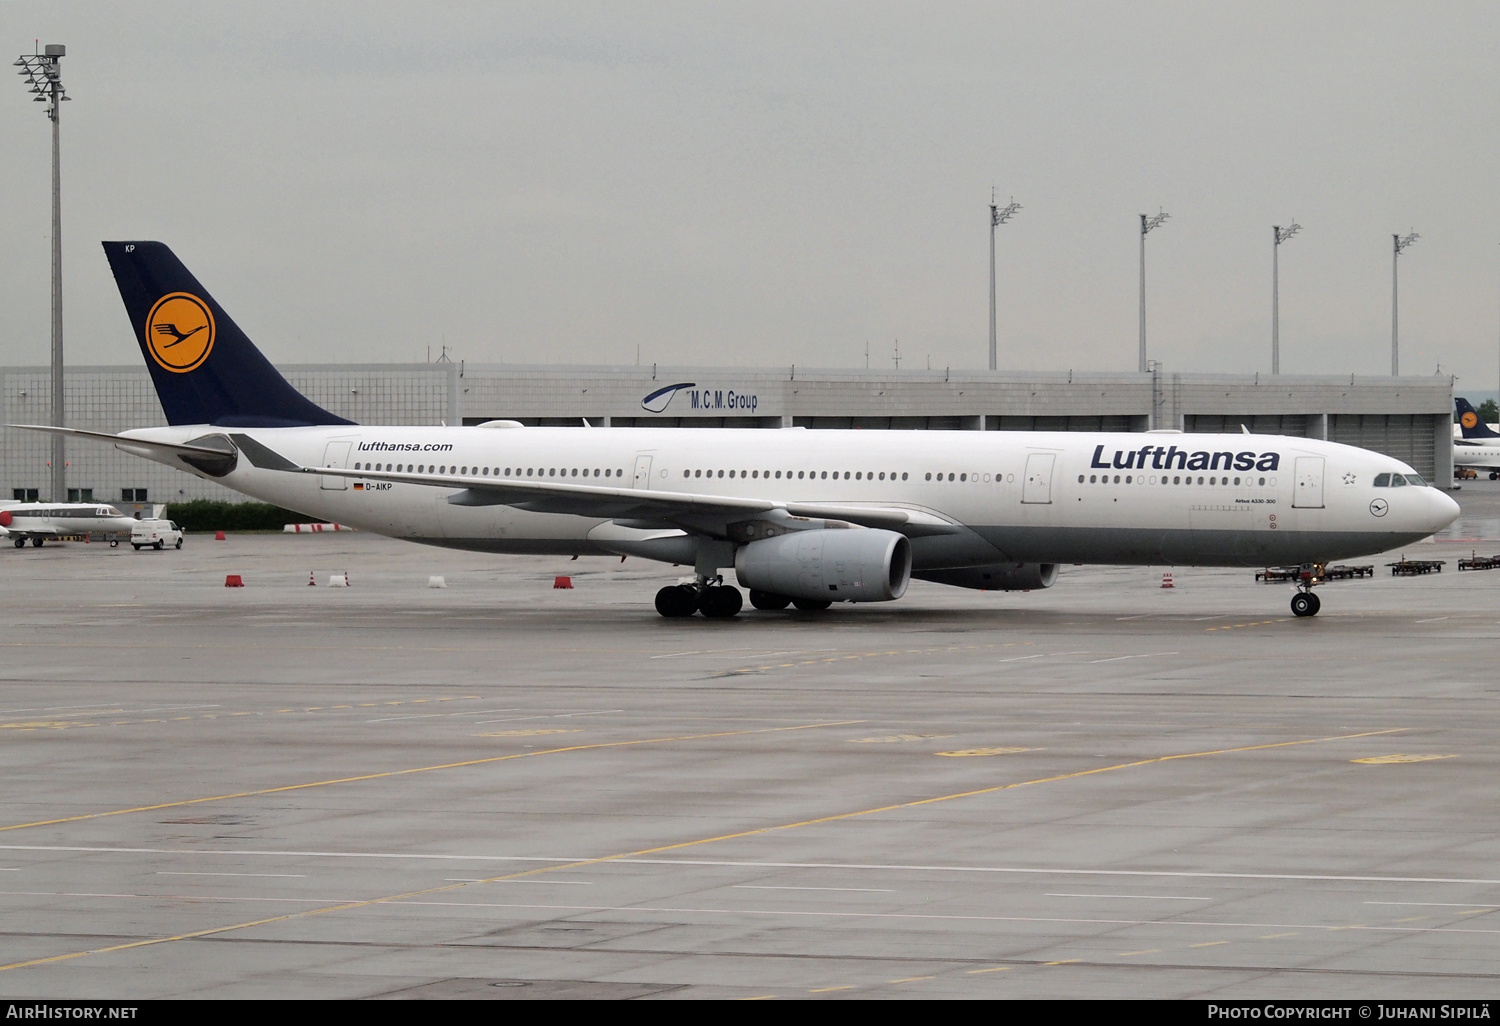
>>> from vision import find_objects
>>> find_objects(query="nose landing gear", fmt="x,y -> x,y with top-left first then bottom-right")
1290,591 -> 1321,617
1290,563 -> 1325,617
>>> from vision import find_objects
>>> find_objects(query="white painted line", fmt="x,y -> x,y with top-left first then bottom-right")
443,878 -> 592,885
472,709 -> 622,725
157,872 -> 305,878
733,885 -> 895,893
1047,893 -> 1210,901
6,890 -> 1499,938
1415,617 -> 1450,624
15,845 -> 1500,888
1087,652 -> 1179,664
1365,901 -> 1498,908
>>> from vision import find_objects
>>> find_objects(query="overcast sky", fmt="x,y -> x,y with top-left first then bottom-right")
2,2 -> 1498,389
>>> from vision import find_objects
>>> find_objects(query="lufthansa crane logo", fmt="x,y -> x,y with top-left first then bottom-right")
144,292 -> 216,373
1461,410 -> 1479,429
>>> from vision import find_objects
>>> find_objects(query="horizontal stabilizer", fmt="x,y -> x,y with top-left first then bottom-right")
9,424 -> 241,477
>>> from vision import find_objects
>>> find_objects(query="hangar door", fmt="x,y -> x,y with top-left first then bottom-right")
1327,414 -> 1438,480
1022,453 -> 1055,504
1293,456 -> 1325,508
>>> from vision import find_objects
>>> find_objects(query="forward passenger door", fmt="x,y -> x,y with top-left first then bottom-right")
1293,456 -> 1325,508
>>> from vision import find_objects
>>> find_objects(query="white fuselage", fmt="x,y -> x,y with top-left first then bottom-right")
0,503 -> 139,543
116,424 -> 1459,570
1454,439 -> 1500,473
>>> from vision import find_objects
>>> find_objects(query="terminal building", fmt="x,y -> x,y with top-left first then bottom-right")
2,362 -> 1456,510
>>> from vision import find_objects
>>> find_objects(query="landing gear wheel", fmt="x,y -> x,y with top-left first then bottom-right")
749,589 -> 791,611
14,538 -> 24,548
1291,592 -> 1320,617
31,537 -> 43,547
792,597 -> 832,612
699,585 -> 744,619
655,585 -> 699,618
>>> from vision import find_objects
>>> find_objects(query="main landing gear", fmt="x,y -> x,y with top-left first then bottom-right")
1290,563 -> 1325,618
655,581 -> 835,618
655,579 -> 744,619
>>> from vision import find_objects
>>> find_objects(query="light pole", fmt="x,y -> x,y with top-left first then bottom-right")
1391,231 -> 1418,376
988,192 -> 1021,371
1271,222 -> 1301,374
14,44 -> 69,502
1138,209 -> 1170,373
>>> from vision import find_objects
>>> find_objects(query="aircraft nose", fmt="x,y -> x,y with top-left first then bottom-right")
1427,487 -> 1460,533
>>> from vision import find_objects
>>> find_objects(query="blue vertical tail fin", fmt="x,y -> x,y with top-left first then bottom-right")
1455,397 -> 1499,440
102,241 -> 353,427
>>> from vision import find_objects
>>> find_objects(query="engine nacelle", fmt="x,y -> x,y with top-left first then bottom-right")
913,562 -> 1059,591
735,528 -> 911,603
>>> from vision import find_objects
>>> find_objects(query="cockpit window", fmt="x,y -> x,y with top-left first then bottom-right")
1388,474 -> 1406,487
1372,473 -> 1390,487
1404,474 -> 1425,486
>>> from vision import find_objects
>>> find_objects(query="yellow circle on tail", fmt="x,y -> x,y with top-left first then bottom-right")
1462,411 -> 1479,429
144,293 -> 216,373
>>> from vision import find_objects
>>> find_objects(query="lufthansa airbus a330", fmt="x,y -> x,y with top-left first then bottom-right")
16,242 -> 1459,619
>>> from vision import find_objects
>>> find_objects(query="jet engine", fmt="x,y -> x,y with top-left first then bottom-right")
912,562 -> 1059,591
734,528 -> 911,603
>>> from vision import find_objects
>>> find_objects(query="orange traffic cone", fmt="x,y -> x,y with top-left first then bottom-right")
1161,572 -> 1174,589
308,571 -> 317,586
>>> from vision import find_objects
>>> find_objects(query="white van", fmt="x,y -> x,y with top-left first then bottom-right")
131,519 -> 184,550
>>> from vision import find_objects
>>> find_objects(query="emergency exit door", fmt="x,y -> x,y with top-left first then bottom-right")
632,455 -> 653,489
1022,453 -> 1055,504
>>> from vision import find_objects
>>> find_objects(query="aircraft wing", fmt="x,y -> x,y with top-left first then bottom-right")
308,465 -> 962,537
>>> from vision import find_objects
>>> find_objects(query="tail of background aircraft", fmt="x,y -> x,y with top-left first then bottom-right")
1455,397 -> 1499,440
102,241 -> 353,428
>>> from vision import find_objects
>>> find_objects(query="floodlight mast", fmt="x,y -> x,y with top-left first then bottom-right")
988,192 -> 1021,372
1272,222 -> 1301,374
1391,231 -> 1418,376
14,43 -> 69,502
1138,209 -> 1170,373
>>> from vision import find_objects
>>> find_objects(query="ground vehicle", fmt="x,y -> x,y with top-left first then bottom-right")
131,519 -> 184,550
